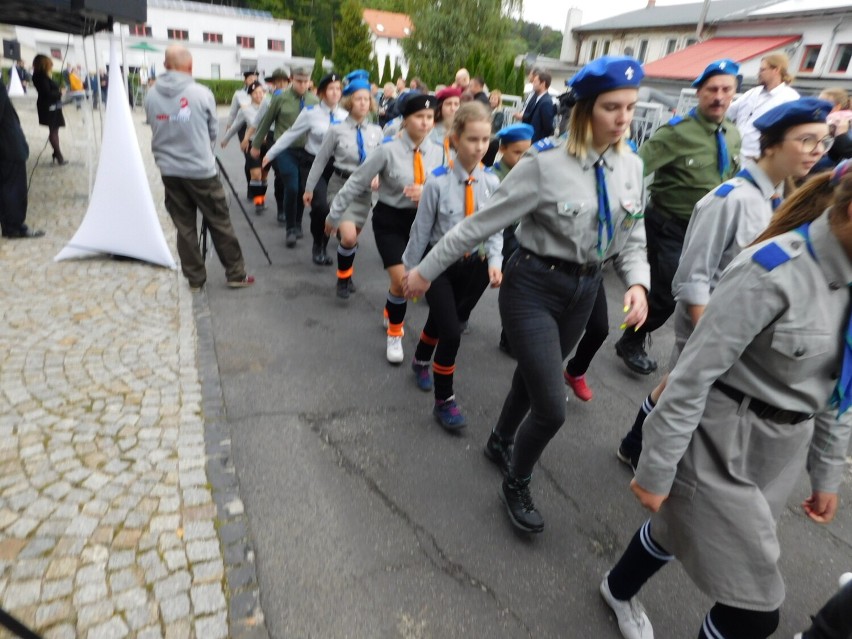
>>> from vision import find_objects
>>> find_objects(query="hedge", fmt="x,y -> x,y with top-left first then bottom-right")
197,79 -> 244,105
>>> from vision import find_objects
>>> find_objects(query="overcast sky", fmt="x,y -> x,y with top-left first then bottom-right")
521,0 -> 695,31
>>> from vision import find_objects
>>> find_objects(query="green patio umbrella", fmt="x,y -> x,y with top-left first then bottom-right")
129,41 -> 159,74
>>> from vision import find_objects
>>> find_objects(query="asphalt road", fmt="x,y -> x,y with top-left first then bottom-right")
203,140 -> 852,639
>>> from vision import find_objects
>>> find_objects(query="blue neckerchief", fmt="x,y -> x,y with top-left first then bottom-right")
736,169 -> 782,211
795,223 -> 849,416
299,96 -> 305,111
273,88 -> 283,96
356,124 -> 366,164
690,107 -> 729,178
594,156 -> 614,257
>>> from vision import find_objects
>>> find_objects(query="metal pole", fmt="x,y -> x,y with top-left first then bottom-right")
215,156 -> 272,265
92,29 -> 104,138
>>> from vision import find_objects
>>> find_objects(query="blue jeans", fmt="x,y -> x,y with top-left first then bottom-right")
494,249 -> 601,478
275,148 -> 300,232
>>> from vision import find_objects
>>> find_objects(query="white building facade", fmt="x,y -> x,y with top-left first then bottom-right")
362,9 -> 410,81
4,0 -> 298,81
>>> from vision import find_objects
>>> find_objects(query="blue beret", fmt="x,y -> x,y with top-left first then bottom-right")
569,56 -> 644,101
345,69 -> 370,82
343,78 -> 372,96
692,59 -> 739,87
753,97 -> 833,133
495,123 -> 534,144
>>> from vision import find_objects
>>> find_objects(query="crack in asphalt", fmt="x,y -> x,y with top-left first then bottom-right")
301,410 -> 536,638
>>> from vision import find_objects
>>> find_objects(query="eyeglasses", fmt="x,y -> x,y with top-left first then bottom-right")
785,135 -> 834,153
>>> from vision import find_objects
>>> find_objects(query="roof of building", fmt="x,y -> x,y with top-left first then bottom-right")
575,0 -> 784,33
147,0 -> 281,20
362,9 -> 412,40
642,35 -> 800,80
749,0 -> 851,15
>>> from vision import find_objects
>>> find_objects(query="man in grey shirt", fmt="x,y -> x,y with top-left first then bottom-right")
145,45 -> 254,291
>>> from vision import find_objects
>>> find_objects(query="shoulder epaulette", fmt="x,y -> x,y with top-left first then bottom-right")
431,166 -> 449,177
485,166 -> 495,174
714,183 -> 736,198
667,115 -> 684,126
752,243 -> 792,271
305,105 -> 315,111
533,138 -> 556,152
382,135 -> 394,144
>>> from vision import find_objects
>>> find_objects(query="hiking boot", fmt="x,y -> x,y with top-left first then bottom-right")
483,432 -> 513,477
286,230 -> 297,247
499,474 -> 544,533
615,335 -> 657,375
433,396 -> 466,431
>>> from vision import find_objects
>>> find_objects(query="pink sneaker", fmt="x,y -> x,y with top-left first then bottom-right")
227,275 -> 255,288
564,372 -> 593,402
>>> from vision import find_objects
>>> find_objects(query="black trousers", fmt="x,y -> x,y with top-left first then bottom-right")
621,203 -> 688,345
294,147 -> 314,232
802,582 -> 852,639
0,160 -> 28,235
300,154 -> 334,245
565,279 -> 608,377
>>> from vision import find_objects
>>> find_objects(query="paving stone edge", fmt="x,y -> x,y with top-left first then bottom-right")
192,290 -> 270,639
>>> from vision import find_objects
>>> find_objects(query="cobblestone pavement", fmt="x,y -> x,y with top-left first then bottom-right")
0,97 -> 264,638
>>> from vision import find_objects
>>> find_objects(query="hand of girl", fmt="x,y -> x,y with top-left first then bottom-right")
403,269 -> 431,299
802,491 -> 838,523
621,285 -> 648,330
630,478 -> 667,513
403,184 -> 423,203
488,267 -> 502,288
324,219 -> 338,237
303,191 -> 313,207
240,138 -> 250,153
371,176 -> 380,191
220,141 -> 227,148
251,147 -> 261,160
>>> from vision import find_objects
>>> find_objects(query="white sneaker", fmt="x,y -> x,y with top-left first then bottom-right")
600,572 -> 654,639
386,335 -> 404,364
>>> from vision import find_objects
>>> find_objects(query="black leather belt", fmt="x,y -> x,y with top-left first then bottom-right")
713,380 -> 814,425
334,168 -> 352,179
519,249 -> 600,276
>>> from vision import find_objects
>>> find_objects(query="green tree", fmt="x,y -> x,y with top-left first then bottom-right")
333,0 -> 374,75
312,48 -> 325,85
378,56 -> 392,85
402,0 -> 522,87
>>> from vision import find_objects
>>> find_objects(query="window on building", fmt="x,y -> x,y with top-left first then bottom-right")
602,40 -> 611,55
589,40 -> 598,61
666,39 -> 677,55
130,24 -> 152,37
211,64 -> 220,79
50,48 -> 61,59
167,28 -> 188,41
798,45 -> 821,72
685,37 -> 698,47
267,39 -> 286,51
237,35 -> 255,49
831,44 -> 852,73
203,32 -> 223,44
637,39 -> 649,63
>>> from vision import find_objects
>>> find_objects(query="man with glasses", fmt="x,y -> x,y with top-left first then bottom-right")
614,60 -> 742,376
252,67 -> 318,246
727,53 -> 799,163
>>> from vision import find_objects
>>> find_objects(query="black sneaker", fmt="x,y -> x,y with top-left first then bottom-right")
483,432 -> 513,477
277,212 -> 286,225
286,230 -> 297,247
616,444 -> 639,474
614,335 -> 658,375
336,278 -> 351,300
500,475 -> 544,533
295,228 -> 304,239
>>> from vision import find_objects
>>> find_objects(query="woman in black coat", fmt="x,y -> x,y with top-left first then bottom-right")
31,54 -> 67,165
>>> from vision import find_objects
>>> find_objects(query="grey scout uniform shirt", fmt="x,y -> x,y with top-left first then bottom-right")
306,116 -> 383,193
265,101 -> 348,161
330,130 -> 443,215
415,139 -> 650,290
226,86 -> 250,130
637,210 -> 852,610
402,163 -> 503,271
673,160 -> 779,309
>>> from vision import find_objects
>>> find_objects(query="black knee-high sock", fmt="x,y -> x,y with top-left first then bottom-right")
386,292 -> 406,336
414,330 -> 438,364
621,394 -> 656,455
699,604 -> 780,639
337,244 -> 357,279
607,519 -> 672,601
